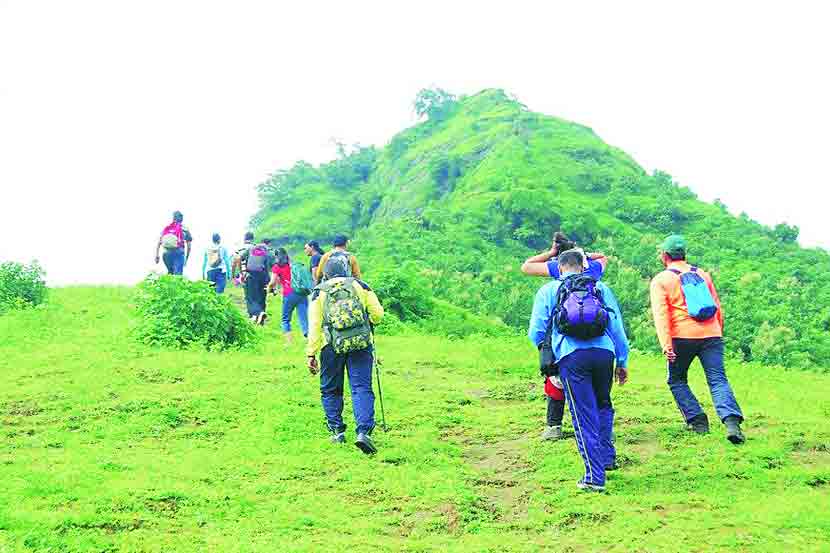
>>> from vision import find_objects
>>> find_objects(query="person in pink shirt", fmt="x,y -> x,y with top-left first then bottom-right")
267,248 -> 309,343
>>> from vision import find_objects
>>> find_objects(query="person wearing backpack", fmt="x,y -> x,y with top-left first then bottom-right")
306,254 -> 384,455
267,248 -> 311,342
232,231 -> 274,325
314,234 -> 362,283
154,211 -> 193,275
651,235 -> 745,444
529,250 -> 630,492
202,233 -> 232,294
304,240 -> 325,286
521,231 -> 608,279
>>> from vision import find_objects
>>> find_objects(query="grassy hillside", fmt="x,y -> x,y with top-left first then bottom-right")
252,89 -> 830,369
2,288 -> 829,552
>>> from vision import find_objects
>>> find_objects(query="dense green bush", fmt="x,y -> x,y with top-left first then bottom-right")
134,275 -> 259,349
0,261 -> 47,314
369,263 -> 434,322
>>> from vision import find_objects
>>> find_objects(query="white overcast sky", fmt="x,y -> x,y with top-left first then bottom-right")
1,1 -> 828,285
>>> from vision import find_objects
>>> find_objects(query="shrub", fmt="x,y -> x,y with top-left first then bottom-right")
370,264 -> 433,322
0,261 -> 47,314
134,275 -> 259,349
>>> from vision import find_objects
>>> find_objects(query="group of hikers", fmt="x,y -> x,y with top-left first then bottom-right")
155,211 -> 746,492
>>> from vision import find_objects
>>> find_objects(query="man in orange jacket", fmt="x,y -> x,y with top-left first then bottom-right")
650,235 -> 745,444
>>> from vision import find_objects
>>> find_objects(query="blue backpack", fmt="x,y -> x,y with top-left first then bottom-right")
669,266 -> 717,321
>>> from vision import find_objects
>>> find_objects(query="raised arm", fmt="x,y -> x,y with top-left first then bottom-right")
587,252 -> 608,270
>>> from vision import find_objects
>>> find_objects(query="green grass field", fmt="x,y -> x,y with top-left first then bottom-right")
1,287 -> 829,552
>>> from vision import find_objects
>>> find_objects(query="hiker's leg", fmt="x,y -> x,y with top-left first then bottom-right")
346,347 -> 375,435
319,346 -> 347,434
547,397 -> 565,427
590,349 -> 616,469
560,350 -> 605,487
243,275 -> 258,317
213,271 -> 226,294
296,296 -> 309,338
667,338 -> 705,423
162,250 -> 175,274
700,337 -> 743,422
281,293 -> 295,333
172,249 -> 185,275
251,272 -> 267,316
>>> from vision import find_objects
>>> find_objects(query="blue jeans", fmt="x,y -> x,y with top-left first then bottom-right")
319,345 -> 375,435
668,337 -> 743,423
207,269 -> 227,294
559,348 -> 616,487
162,248 -> 185,275
281,292 -> 309,336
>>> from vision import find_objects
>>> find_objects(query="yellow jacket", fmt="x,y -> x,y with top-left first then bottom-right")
306,277 -> 384,357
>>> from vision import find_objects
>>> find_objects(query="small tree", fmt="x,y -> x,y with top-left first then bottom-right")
413,88 -> 457,121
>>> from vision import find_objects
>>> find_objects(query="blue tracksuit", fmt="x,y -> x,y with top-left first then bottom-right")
528,272 -> 630,487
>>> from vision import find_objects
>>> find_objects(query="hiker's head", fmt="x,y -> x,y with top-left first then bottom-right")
172,211 -> 184,223
244,231 -> 254,242
276,247 -> 289,266
323,254 -> 350,280
305,240 -> 322,256
553,231 -> 576,256
659,234 -> 686,265
263,238 -> 272,246
212,233 -> 221,244
333,234 -> 349,249
558,250 -> 584,274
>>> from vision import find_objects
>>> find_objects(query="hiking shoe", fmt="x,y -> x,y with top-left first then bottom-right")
330,432 -> 346,444
576,480 -> 605,493
256,312 -> 268,326
724,416 -> 745,445
541,425 -> 564,441
686,413 -> 710,434
354,433 -> 377,455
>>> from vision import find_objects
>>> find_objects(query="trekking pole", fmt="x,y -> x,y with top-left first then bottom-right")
374,352 -> 389,432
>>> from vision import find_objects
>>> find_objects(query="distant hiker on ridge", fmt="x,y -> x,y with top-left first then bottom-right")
202,233 -> 233,294
529,249 -> 630,492
650,234 -> 745,444
155,210 -> 193,276
307,254 -> 384,454
232,231 -> 274,325
315,234 -> 361,283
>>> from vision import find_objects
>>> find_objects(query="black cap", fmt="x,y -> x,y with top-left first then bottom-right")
333,234 -> 348,247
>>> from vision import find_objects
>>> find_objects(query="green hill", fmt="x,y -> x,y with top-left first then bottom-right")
252,88 -> 830,370
1,288 -> 828,552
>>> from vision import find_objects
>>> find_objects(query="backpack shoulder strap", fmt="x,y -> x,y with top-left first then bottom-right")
690,266 -> 699,272
667,268 -> 682,275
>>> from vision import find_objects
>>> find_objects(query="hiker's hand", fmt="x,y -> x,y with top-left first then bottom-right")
615,366 -> 628,386
375,357 -> 383,367
664,348 -> 677,363
307,356 -> 318,375
154,256 -> 160,264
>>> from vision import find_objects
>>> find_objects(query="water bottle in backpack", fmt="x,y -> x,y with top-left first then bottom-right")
553,274 -> 611,339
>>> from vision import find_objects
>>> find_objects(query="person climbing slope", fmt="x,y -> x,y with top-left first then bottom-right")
232,231 -> 274,324
154,210 -> 192,275
202,233 -> 232,294
267,248 -> 311,342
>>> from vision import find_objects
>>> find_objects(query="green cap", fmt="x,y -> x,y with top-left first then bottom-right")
659,234 -> 687,255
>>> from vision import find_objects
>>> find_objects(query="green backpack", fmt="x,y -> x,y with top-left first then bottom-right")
321,278 -> 372,354
290,262 -> 314,296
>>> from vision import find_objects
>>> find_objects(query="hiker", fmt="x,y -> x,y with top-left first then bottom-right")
304,240 -> 325,286
523,231 -> 608,441
529,249 -> 629,492
267,248 -> 311,342
650,235 -> 745,444
232,231 -> 274,325
202,233 -> 232,294
315,234 -> 362,283
154,210 -> 193,275
306,254 -> 384,454
521,231 -> 608,279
